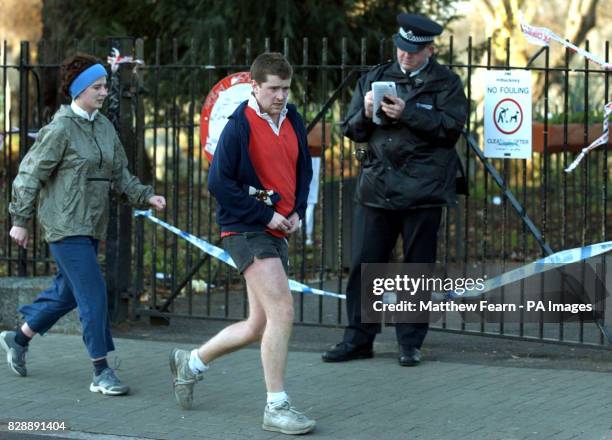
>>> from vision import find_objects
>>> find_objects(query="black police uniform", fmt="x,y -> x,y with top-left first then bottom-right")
324,13 -> 468,363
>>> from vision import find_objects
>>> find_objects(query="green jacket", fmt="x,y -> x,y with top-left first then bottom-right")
9,105 -> 154,243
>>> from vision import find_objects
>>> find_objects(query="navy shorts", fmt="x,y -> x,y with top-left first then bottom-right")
223,232 -> 289,274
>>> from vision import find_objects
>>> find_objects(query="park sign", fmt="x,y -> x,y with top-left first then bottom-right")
484,70 -> 532,159
200,72 -> 252,161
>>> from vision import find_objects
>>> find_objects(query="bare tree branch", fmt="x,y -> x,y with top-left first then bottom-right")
479,0 -> 497,18
565,0 -> 599,46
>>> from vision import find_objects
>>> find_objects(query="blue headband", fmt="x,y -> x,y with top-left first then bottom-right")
69,64 -> 107,99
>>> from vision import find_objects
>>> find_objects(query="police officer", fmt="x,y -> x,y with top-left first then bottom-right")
322,13 -> 468,366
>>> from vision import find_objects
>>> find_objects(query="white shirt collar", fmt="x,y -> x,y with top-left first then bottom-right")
247,94 -> 288,136
400,57 -> 430,77
71,101 -> 98,122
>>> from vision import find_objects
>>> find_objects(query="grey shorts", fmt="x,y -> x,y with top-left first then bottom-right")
223,232 -> 289,274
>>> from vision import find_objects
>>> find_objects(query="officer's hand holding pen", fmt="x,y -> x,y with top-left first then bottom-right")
380,95 -> 405,120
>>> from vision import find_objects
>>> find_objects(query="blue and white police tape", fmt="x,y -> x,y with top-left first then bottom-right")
134,210 -> 346,299
433,241 -> 612,301
135,209 -> 611,303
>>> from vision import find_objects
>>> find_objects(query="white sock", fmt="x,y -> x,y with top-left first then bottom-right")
188,349 -> 209,374
267,391 -> 289,408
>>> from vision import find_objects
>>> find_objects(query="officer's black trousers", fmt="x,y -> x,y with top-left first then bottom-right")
343,203 -> 442,349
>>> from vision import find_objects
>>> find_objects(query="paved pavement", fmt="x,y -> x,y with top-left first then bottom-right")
1,321 -> 612,440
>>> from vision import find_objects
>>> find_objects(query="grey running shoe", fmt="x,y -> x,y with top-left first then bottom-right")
89,368 -> 129,396
0,331 -> 27,377
169,348 -> 202,410
262,401 -> 316,435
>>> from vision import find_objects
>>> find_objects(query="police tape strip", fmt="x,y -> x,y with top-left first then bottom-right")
107,47 -> 144,73
134,210 -> 346,299
520,22 -> 611,70
564,101 -> 611,172
519,22 -> 611,172
135,210 -> 611,304
434,241 -> 612,301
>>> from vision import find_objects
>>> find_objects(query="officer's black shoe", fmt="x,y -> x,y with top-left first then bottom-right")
322,342 -> 374,363
398,347 -> 421,367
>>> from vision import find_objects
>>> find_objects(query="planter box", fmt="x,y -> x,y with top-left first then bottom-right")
307,122 -> 332,157
532,122 -> 609,154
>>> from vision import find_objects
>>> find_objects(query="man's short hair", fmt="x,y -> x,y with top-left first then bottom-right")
250,52 -> 293,84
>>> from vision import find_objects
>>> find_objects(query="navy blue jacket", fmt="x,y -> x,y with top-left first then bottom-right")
208,101 -> 313,233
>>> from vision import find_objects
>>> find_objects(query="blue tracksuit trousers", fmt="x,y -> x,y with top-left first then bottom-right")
18,236 -> 115,359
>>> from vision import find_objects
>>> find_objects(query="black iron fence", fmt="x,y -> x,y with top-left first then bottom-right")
1,36 -> 610,346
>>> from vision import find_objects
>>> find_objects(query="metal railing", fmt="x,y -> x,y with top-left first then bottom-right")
0,35 -> 609,346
